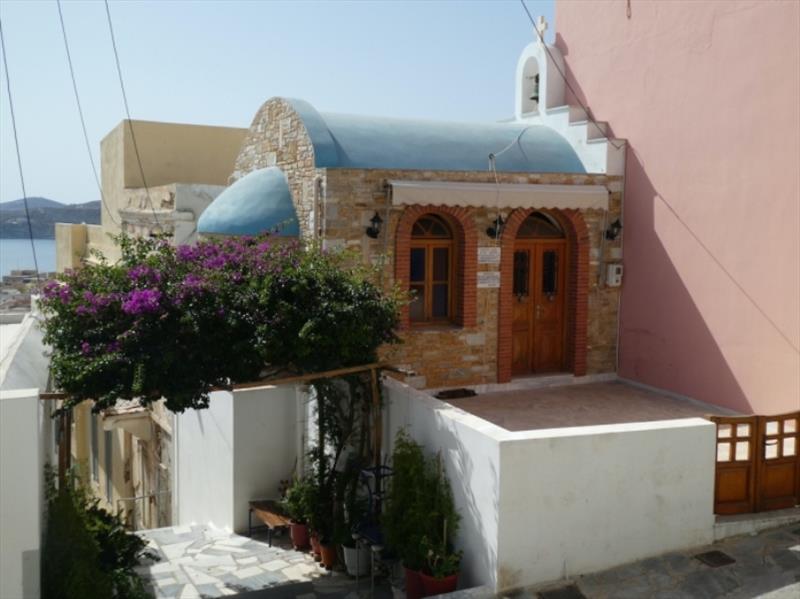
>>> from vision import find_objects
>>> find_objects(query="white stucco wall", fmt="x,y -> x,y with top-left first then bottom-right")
0,389 -> 47,599
383,378 -> 502,590
383,377 -> 717,593
0,312 -> 49,392
174,390 -> 235,530
496,420 -> 716,589
174,386 -> 298,533
232,386 -> 298,533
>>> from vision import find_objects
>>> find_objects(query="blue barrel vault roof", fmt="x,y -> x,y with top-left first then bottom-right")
285,98 -> 586,174
197,167 -> 299,236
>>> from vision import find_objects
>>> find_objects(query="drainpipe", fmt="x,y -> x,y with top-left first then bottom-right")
615,147 -> 628,374
314,176 -> 326,240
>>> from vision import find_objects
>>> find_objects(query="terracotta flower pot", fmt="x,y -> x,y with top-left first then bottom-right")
420,571 -> 458,597
404,566 -> 424,599
289,522 -> 309,550
320,543 -> 338,569
310,533 -> 322,561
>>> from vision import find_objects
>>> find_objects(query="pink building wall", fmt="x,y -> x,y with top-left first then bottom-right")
555,0 -> 799,414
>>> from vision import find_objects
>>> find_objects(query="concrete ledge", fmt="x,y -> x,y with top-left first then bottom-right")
714,507 -> 800,541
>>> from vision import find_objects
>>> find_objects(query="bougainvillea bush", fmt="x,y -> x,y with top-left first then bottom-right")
40,235 -> 400,412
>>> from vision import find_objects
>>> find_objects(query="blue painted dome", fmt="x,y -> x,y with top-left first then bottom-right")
285,98 -> 586,174
198,167 -> 299,236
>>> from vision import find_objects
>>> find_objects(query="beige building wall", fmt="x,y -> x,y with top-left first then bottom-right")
101,120 -> 247,238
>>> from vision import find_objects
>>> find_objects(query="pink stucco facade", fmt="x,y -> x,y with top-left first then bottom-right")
556,0 -> 799,414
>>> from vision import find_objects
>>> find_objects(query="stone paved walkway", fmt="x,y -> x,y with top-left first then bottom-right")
136,524 -> 392,599
520,523 -> 800,599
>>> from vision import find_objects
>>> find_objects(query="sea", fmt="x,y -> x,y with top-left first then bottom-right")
0,238 -> 57,277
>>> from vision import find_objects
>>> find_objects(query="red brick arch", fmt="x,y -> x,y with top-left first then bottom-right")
497,208 -> 590,382
395,205 -> 477,329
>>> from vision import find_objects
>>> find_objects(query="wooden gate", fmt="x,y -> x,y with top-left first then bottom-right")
711,412 -> 800,515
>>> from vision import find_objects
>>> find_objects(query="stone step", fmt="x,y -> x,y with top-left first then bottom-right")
714,506 -> 800,541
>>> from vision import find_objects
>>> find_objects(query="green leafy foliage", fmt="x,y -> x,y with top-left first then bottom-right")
41,466 -> 155,599
282,476 -> 316,523
39,235 -> 400,413
382,430 -> 461,572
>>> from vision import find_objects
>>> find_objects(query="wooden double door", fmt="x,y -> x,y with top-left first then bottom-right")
511,241 -> 567,376
711,412 -> 800,514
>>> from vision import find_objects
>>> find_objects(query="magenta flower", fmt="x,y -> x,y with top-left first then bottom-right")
121,289 -> 162,315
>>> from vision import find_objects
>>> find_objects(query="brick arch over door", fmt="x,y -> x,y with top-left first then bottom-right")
395,205 -> 478,329
497,208 -> 590,382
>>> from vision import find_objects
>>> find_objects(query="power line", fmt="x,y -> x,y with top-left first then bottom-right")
103,0 -> 161,228
519,0 -> 624,151
0,17 -> 41,283
56,0 -> 120,226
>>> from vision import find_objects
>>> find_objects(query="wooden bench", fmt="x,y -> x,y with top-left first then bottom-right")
248,499 -> 291,546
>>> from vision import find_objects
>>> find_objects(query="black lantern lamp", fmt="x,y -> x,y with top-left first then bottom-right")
365,211 -> 383,238
486,214 -> 505,239
605,218 -> 622,240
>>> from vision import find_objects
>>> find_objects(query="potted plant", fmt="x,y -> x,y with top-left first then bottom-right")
419,531 -> 462,596
382,431 -> 435,599
339,472 -> 370,577
316,495 -> 338,570
383,431 -> 463,599
282,476 -> 312,550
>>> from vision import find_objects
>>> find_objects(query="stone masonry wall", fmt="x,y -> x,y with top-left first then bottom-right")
323,169 -> 623,389
232,98 -> 322,238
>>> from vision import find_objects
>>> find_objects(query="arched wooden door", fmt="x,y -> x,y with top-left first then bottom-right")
511,213 -> 568,376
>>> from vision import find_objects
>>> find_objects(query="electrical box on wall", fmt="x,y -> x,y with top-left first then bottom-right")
606,263 -> 623,287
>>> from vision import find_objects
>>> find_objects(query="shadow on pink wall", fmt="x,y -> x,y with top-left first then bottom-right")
619,149 -> 753,414
556,32 -> 758,415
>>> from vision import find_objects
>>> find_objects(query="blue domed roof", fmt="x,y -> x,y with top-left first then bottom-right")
198,167 -> 299,236
285,98 -> 586,174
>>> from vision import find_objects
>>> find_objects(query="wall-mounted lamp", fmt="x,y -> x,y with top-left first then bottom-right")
605,218 -> 622,240
486,215 -> 505,239
365,212 -> 383,239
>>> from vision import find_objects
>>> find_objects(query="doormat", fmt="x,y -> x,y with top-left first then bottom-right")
537,585 -> 587,599
694,550 -> 736,568
434,388 -> 478,400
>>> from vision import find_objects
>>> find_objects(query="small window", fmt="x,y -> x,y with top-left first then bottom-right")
513,250 -> 530,297
410,215 -> 455,323
517,212 -> 564,239
91,413 -> 99,482
542,250 -> 558,295
104,430 -> 113,501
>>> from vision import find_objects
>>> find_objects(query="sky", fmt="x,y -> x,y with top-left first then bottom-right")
0,0 -> 554,206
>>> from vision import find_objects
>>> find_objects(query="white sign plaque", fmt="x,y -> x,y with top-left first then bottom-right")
477,271 -> 501,288
478,247 -> 501,265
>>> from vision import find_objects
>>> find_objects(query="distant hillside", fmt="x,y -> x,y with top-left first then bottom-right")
0,197 -> 65,211
0,197 -> 101,239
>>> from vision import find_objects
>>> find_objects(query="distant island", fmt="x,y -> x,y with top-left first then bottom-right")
0,197 -> 101,239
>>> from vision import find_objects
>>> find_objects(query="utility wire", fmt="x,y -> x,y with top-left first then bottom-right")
103,0 -> 161,228
0,18 -> 41,282
56,0 -> 119,226
519,0 -> 624,151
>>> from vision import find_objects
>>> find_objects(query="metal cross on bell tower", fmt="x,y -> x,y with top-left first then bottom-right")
535,15 -> 548,44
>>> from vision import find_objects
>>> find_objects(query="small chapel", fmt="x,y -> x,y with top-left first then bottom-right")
198,19 -> 626,389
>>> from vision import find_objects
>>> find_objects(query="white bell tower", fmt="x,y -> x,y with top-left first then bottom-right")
514,16 -> 566,119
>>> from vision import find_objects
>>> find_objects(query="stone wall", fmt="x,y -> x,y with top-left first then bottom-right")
231,98 -> 623,389
232,98 -> 322,238
323,169 -> 622,388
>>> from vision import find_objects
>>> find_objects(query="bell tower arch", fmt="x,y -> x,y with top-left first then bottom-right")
514,16 -> 567,119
